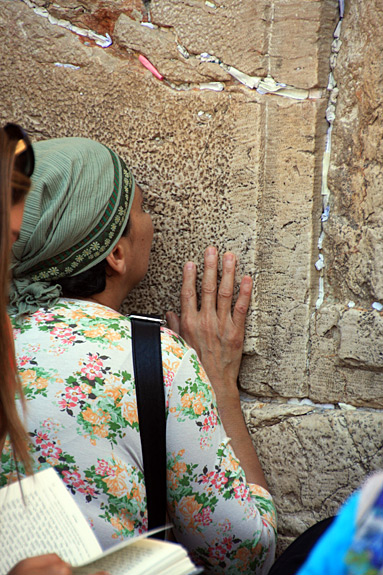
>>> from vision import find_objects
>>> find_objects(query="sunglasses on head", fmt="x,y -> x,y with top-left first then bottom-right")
4,123 -> 35,178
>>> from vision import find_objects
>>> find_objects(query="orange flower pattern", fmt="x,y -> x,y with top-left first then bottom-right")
1,298 -> 276,573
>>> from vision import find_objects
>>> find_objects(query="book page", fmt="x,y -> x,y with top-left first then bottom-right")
75,526 -> 169,566
0,468 -> 102,575
73,539 -> 202,575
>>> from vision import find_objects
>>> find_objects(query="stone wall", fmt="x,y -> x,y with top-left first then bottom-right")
1,0 -> 382,552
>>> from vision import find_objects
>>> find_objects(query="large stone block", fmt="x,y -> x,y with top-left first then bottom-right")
325,0 -> 383,306
309,305 -> 383,407
242,401 -> 383,548
240,96 -> 328,395
312,0 -> 383,406
269,0 -> 338,88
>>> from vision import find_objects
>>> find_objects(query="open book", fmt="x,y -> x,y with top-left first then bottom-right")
0,468 -> 202,575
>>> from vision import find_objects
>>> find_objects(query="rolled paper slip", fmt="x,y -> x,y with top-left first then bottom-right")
138,55 -> 163,80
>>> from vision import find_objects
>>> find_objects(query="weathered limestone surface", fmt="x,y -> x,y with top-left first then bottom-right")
1,0 -> 382,554
241,96 -> 327,396
309,305 -> 383,407
308,0 -> 383,414
242,402 -> 383,550
325,1 -> 383,306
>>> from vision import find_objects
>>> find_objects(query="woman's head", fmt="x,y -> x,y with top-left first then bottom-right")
6,123 -> 34,205
9,137 -> 151,315
1,124 -> 33,255
0,124 -> 34,472
57,182 -> 154,305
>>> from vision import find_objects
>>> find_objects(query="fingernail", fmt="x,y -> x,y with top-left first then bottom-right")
224,253 -> 235,262
185,262 -> 195,271
206,246 -> 216,256
242,276 -> 253,292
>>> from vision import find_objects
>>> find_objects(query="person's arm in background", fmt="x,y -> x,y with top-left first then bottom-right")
9,555 -> 108,575
167,246 -> 267,490
8,555 -> 71,575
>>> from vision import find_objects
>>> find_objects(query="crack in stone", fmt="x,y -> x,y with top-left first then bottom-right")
197,53 -> 323,100
365,445 -> 383,469
316,10 -> 343,309
319,482 -> 352,509
241,394 -> 383,413
343,415 -> 370,474
21,0 -> 112,47
267,1 -> 275,78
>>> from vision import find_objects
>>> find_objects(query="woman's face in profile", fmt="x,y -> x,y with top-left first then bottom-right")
124,183 -> 154,288
10,200 -> 25,245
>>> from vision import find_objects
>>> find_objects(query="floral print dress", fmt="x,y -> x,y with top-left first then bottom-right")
1,299 -> 276,574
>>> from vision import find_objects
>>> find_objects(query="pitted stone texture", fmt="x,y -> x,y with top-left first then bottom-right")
123,94 -> 266,356
1,0 -> 266,354
242,402 -> 383,548
338,308 -> 383,369
325,0 -> 383,306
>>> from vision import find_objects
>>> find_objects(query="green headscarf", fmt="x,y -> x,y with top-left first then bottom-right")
9,137 -> 135,316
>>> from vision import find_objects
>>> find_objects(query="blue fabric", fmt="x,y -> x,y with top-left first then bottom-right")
296,492 -> 360,575
345,484 -> 383,574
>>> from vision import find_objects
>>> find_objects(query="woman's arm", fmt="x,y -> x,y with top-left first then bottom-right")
166,246 -> 267,490
162,332 -> 276,573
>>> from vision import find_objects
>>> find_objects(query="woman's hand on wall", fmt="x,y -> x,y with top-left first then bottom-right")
167,246 -> 251,400
167,246 -> 268,490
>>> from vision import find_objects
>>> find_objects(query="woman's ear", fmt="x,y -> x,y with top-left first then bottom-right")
105,239 -> 127,276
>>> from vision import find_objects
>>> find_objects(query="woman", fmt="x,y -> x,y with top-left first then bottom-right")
0,124 -> 33,469
4,136 -> 276,574
0,125 -> 73,575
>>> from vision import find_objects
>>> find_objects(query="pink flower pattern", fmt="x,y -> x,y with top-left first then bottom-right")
80,353 -> 104,380
39,441 -> 63,460
51,326 -> 76,345
62,469 -> 86,490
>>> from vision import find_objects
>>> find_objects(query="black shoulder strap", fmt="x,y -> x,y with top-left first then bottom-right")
130,315 -> 167,538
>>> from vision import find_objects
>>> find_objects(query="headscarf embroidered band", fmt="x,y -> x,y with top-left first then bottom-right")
9,137 -> 135,316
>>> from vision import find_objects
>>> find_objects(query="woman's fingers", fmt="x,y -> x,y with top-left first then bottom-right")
180,261 -> 197,316
170,248 -> 252,375
166,311 -> 180,334
232,275 -> 253,331
200,247 -> 218,313
217,252 -> 236,322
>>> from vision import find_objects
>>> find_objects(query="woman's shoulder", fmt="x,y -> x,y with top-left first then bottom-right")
11,299 -> 132,343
